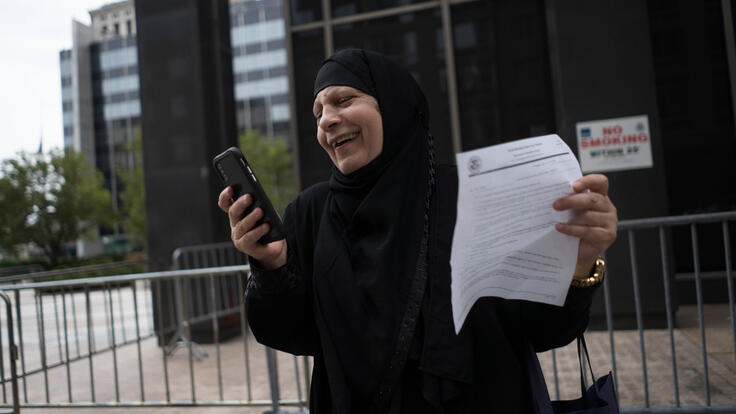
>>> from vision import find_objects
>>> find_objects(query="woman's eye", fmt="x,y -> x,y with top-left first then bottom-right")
337,96 -> 354,104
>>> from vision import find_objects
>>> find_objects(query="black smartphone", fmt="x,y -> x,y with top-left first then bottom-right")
213,147 -> 285,244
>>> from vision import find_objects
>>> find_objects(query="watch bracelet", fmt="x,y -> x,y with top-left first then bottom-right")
570,256 -> 605,288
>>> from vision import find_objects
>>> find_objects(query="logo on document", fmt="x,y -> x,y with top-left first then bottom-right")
580,127 -> 591,138
468,156 -> 482,174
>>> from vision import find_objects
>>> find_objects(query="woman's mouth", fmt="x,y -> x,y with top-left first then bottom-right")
334,132 -> 359,148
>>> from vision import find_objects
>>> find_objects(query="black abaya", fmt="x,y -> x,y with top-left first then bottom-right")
245,49 -> 597,413
246,164 -> 597,413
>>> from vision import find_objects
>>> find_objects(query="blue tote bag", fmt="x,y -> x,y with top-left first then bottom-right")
526,336 -> 620,414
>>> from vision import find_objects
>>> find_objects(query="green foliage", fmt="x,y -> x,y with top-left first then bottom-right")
238,130 -> 296,215
117,128 -> 147,250
0,165 -> 33,254
0,149 -> 113,266
0,257 -> 48,270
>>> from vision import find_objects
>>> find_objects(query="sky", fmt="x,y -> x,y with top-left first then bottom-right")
0,0 -> 103,161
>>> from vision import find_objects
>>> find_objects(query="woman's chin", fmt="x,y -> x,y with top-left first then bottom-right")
336,163 -> 357,175
335,157 -> 359,175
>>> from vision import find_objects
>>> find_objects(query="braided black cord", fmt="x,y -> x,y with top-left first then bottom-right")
372,129 -> 437,410
423,132 -> 437,240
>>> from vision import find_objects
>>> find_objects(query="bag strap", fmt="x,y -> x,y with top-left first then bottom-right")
525,341 -> 554,414
527,335 -> 597,414
576,335 -> 597,395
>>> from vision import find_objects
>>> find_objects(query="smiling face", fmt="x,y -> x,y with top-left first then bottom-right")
313,85 -> 383,175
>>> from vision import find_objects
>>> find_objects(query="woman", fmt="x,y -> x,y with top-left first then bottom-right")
218,49 -> 617,413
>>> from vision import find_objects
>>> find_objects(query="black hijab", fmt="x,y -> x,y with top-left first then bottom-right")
311,49 -> 433,409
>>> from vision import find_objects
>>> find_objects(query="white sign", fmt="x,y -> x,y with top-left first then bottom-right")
575,115 -> 652,173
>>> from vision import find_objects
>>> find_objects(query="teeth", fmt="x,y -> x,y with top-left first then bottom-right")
335,132 -> 359,147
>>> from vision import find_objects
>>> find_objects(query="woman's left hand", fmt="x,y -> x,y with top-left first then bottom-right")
553,174 -> 618,278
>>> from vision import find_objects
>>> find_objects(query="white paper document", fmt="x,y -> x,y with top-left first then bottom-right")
450,134 -> 582,333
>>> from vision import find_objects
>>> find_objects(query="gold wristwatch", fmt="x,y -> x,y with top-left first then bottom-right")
570,256 -> 605,288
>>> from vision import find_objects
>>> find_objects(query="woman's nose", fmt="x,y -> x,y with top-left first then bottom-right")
318,106 -> 340,130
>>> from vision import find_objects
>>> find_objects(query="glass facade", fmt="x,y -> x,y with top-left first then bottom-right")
98,45 -> 137,70
289,0 -> 557,187
292,28 -> 328,187
61,0 -> 295,233
647,0 -> 736,273
59,49 -> 74,149
452,0 -> 555,151
88,37 -> 140,204
289,0 -> 322,25
230,0 -> 292,139
648,0 -> 736,214
331,0 -> 431,18
285,0 -> 736,263
333,8 -> 454,164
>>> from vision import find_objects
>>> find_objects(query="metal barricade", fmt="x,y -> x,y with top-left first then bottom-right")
0,292 -> 19,413
0,266 -> 309,411
171,242 -> 309,413
0,211 -> 733,412
0,261 -> 148,285
172,241 -> 249,270
538,211 -> 736,413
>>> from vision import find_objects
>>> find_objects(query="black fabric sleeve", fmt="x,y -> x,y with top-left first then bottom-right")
245,252 -> 318,356
243,189 -> 325,357
519,284 -> 599,352
247,254 -> 301,295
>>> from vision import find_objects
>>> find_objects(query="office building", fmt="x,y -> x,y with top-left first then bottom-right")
230,0 -> 290,139
281,0 -> 736,324
59,0 -> 290,256
60,0 -> 736,323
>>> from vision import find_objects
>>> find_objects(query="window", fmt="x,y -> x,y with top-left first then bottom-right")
126,20 -> 132,35
451,0 -> 555,151
333,8 -> 454,164
331,0 -> 430,19
290,0 -> 321,25
114,23 -> 120,35
648,0 -> 736,214
99,46 -> 138,70
102,25 -> 108,34
291,28 -> 326,187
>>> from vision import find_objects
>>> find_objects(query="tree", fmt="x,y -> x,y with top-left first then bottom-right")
0,149 -> 113,266
118,129 -> 147,251
0,168 -> 33,254
238,130 -> 296,215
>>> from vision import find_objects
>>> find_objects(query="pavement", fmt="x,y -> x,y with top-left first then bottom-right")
0,282 -> 734,413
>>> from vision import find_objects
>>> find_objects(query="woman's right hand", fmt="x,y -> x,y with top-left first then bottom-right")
218,187 -> 287,270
